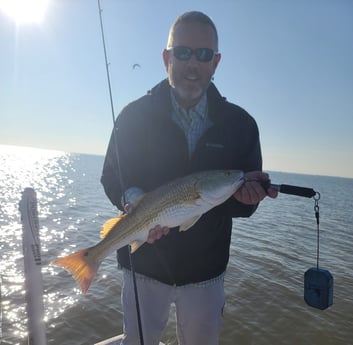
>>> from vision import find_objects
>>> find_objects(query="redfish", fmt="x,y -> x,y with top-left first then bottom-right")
52,170 -> 244,293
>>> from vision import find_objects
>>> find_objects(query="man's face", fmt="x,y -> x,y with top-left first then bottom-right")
163,22 -> 221,109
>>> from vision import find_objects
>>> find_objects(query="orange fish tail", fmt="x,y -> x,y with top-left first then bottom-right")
52,248 -> 99,294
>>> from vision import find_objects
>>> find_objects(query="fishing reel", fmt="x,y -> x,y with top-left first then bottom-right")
262,181 -> 333,310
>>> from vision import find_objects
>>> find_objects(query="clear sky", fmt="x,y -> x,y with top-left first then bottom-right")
1,0 -> 352,178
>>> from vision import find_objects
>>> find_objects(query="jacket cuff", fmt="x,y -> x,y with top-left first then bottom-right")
121,187 -> 145,211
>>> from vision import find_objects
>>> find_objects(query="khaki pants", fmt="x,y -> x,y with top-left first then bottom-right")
121,269 -> 225,345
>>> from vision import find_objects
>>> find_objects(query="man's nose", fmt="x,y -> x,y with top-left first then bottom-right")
186,53 -> 199,65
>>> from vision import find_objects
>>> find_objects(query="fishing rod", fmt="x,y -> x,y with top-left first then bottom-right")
97,1 -> 145,344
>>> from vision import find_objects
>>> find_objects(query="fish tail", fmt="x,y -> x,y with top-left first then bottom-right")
52,247 -> 99,294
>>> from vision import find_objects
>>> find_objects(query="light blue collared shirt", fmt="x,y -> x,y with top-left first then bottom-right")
170,91 -> 213,158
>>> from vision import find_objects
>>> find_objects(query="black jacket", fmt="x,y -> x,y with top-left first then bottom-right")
101,79 -> 262,285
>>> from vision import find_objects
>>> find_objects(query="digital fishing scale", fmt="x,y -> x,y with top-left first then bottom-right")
262,181 -> 333,310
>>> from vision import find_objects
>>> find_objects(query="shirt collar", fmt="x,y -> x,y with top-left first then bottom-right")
170,90 -> 208,121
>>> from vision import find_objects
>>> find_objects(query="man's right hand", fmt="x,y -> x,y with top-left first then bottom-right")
147,225 -> 170,244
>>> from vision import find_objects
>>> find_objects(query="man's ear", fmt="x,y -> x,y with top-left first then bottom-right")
162,49 -> 170,72
213,53 -> 221,71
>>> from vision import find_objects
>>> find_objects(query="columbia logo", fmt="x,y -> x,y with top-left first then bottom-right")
205,143 -> 224,149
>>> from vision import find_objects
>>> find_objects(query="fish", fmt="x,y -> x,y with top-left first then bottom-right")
51,169 -> 244,293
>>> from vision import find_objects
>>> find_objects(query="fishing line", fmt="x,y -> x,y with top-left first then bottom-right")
97,1 -> 144,344
314,194 -> 320,270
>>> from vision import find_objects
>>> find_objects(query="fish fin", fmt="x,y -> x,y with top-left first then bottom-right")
51,248 -> 99,294
184,194 -> 201,203
100,215 -> 125,238
130,240 -> 145,253
179,215 -> 201,231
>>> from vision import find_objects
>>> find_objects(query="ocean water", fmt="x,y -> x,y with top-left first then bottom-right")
0,145 -> 352,345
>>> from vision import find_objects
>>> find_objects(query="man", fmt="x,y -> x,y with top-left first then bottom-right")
101,11 -> 277,345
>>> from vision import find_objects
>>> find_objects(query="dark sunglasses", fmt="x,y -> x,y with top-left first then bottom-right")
168,46 -> 218,62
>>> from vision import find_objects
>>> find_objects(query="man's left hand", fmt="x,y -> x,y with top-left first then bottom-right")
234,171 -> 278,205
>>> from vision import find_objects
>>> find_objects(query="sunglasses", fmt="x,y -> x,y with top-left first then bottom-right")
167,46 -> 219,62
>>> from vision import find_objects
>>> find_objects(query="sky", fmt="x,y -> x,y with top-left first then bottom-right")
1,0 -> 352,178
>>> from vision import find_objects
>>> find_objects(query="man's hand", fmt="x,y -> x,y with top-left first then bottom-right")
147,225 -> 170,244
234,171 -> 278,205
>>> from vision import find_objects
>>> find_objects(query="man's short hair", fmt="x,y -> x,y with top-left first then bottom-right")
167,11 -> 218,49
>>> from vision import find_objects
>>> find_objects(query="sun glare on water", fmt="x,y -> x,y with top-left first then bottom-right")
0,0 -> 50,23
